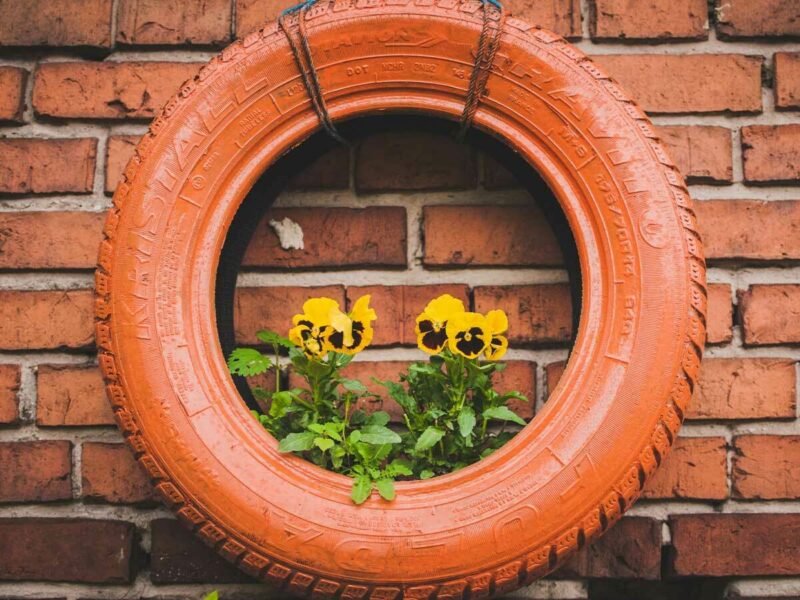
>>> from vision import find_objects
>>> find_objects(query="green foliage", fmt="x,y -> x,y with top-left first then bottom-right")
229,332 -> 527,505
227,348 -> 271,377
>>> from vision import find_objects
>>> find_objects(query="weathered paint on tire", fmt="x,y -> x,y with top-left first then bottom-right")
96,2 -> 706,597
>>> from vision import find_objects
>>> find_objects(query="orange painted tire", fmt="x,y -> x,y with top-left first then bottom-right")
96,2 -> 706,598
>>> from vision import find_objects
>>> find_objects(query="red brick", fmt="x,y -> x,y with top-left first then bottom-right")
0,212 -> 104,269
657,126 -> 732,183
235,0 -> 285,38
117,0 -> 231,45
559,517 -> 661,579
242,207 -> 407,269
670,514 -> 800,576
695,200 -> 800,261
0,138 -> 96,194
474,285 -> 572,345
775,52 -> 800,110
288,145 -> 350,190
0,0 -> 113,48
346,284 -> 470,347
0,67 -> 27,123
151,519 -> 252,583
82,443 -> 157,505
337,360 -> 412,422
234,286 -> 346,344
423,205 -> 564,268
502,0 -> 582,39
707,283 -> 733,344
33,62 -> 202,119
548,357 -> 795,420
545,360 -> 566,397
593,54 -> 763,114
0,441 -> 72,503
642,437 -> 728,500
288,359 -> 536,422
37,365 -> 114,427
739,284 -> 800,345
105,135 -> 140,193
715,0 -> 800,39
494,361 -> 536,420
240,0 -> 583,38
742,125 -> 800,184
590,0 -> 708,41
355,132 -> 476,192
0,291 -> 94,350
0,518 -> 135,582
733,435 -> 800,500
691,358 -> 797,420
0,365 -> 20,425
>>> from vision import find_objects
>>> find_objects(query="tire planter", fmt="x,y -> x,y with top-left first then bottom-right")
96,2 -> 706,598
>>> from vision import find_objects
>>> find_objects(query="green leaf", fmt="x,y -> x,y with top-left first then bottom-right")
374,443 -> 393,461
348,430 -> 362,444
322,422 -> 343,441
365,411 -> 390,427
349,410 -> 367,425
340,378 -> 367,393
278,431 -> 316,453
457,406 -> 476,438
359,425 -> 401,445
256,330 -> 295,349
307,423 -> 325,434
387,458 -> 413,477
203,592 -> 220,600
419,469 -> 435,479
227,348 -> 271,377
306,359 -> 330,378
376,379 -> 418,414
268,391 -> 294,418
351,474 -> 371,504
375,478 -> 395,501
414,426 -> 445,452
483,406 -> 527,427
314,437 -> 335,452
335,353 -> 355,368
331,445 -> 345,469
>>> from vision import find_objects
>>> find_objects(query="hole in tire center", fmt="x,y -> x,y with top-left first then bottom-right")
215,114 -> 581,476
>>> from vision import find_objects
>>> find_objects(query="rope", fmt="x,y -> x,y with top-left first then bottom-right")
278,0 -> 348,145
457,0 -> 505,140
277,0 -> 504,144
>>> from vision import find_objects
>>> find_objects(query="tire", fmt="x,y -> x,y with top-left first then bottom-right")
96,3 -> 706,598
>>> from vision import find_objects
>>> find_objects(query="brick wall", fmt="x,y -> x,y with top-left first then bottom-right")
0,1 -> 799,599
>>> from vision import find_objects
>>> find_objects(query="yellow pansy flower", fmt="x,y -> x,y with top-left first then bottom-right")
288,297 -> 348,359
326,295 -> 377,355
445,311 -> 489,359
415,294 -> 466,354
484,309 -> 509,361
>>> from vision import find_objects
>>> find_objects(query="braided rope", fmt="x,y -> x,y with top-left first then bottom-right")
458,0 -> 505,140
278,1 -> 348,145
278,0 -> 504,143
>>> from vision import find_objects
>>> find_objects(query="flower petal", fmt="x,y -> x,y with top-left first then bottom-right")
423,294 -> 466,324
485,334 -> 508,360
350,294 -> 377,323
446,312 -> 489,359
301,297 -> 342,326
485,309 -> 508,335
328,307 -> 354,347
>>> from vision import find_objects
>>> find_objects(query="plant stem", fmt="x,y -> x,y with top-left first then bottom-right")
273,343 -> 280,394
